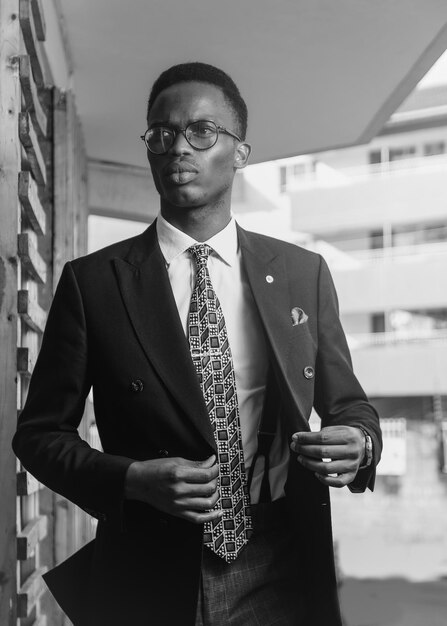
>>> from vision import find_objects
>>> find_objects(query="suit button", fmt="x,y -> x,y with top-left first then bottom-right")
130,379 -> 144,392
303,366 -> 314,379
158,449 -> 169,457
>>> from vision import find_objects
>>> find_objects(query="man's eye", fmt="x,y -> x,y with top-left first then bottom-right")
193,124 -> 215,136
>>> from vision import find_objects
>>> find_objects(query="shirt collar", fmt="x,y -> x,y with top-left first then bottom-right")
156,213 -> 238,267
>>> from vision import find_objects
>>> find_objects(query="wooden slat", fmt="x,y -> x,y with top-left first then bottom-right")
17,471 -> 41,496
18,289 -> 46,333
19,112 -> 46,186
19,55 -> 48,138
17,567 -> 48,618
17,516 -> 48,560
19,0 -> 45,88
53,89 -> 68,286
0,4 -> 20,624
34,614 -> 48,626
17,346 -> 37,377
17,232 -> 47,283
18,171 -> 46,236
31,0 -> 46,41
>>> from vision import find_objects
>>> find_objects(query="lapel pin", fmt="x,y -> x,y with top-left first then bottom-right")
265,275 -> 274,283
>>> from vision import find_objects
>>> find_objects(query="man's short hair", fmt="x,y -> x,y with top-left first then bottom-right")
147,62 -> 248,140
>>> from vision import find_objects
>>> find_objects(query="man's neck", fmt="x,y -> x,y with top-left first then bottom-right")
160,204 -> 232,242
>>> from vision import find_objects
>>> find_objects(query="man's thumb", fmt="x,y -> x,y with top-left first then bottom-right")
199,454 -> 217,468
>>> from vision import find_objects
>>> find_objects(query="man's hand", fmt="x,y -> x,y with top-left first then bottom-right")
290,426 -> 365,487
125,454 -> 221,524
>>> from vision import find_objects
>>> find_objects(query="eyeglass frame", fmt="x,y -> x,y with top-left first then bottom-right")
140,119 -> 242,154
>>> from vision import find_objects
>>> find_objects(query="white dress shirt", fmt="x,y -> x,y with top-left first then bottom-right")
156,214 -> 289,503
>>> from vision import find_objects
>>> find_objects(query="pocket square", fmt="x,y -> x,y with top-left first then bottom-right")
291,307 -> 308,326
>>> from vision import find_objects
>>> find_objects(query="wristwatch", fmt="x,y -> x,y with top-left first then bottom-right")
358,428 -> 373,469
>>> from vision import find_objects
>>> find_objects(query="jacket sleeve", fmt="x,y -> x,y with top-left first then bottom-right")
313,255 -> 382,492
12,262 -> 134,527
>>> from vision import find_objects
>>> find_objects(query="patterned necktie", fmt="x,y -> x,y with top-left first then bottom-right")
187,244 -> 252,562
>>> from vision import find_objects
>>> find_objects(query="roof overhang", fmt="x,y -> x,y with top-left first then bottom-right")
52,0 -> 447,165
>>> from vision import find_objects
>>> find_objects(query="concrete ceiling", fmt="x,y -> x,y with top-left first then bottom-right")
56,0 -> 447,166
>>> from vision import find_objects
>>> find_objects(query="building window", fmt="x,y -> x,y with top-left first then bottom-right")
371,313 -> 386,333
370,229 -> 384,249
392,222 -> 447,247
376,418 -> 407,476
369,150 -> 382,165
388,146 -> 416,161
389,308 -> 447,332
424,141 -> 445,156
279,166 -> 287,193
441,421 -> 447,473
368,146 -> 417,164
279,159 -> 316,192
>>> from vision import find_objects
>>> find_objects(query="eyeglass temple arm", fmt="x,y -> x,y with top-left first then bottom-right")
218,126 -> 242,142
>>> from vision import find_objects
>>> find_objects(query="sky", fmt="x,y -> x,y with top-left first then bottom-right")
418,50 -> 447,88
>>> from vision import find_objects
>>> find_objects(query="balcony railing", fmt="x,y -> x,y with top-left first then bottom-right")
286,153 -> 447,191
328,240 -> 447,266
347,328 -> 447,349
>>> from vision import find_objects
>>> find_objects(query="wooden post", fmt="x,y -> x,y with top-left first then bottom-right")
53,87 -> 91,578
0,1 -> 20,624
2,2 -> 89,622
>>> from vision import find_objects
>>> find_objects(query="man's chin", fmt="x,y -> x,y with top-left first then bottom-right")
162,188 -> 204,209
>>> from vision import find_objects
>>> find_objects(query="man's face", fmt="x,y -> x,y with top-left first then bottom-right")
146,81 -> 244,211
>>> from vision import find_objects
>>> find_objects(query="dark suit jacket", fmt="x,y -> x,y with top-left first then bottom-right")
13,222 -> 382,625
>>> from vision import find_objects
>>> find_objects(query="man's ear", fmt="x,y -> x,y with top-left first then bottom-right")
234,142 -> 251,169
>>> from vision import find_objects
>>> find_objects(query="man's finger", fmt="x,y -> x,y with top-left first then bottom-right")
298,456 -> 357,476
297,457 -> 354,476
292,426 -> 357,446
181,454 -> 216,469
176,492 -> 220,512
182,508 -> 223,524
291,443 -> 351,460
182,463 -> 219,484
199,454 -> 217,468
175,479 -> 218,499
174,456 -> 219,484
315,472 -> 356,488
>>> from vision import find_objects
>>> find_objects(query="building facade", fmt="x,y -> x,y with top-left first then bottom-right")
234,83 -> 447,581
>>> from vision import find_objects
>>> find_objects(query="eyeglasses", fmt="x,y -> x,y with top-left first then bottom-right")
140,120 -> 242,154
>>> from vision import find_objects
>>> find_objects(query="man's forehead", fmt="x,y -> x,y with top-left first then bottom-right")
148,81 -> 233,123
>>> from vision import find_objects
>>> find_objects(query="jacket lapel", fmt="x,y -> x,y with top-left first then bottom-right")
237,226 -> 310,433
113,222 -> 216,451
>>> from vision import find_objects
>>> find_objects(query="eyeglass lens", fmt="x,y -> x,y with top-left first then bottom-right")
145,121 -> 218,153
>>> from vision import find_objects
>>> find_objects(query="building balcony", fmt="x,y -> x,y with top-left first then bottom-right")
347,327 -> 447,349
318,239 -> 447,313
347,331 -> 447,396
289,155 -> 447,234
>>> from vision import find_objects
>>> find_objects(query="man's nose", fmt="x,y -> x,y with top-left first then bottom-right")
168,130 -> 192,155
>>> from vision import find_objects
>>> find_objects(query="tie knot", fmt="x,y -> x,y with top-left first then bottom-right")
189,244 -> 212,268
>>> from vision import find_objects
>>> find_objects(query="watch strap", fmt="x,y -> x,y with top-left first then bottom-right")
358,428 -> 373,469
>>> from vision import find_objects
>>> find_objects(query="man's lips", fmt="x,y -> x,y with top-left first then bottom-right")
163,161 -> 199,185
163,161 -> 199,176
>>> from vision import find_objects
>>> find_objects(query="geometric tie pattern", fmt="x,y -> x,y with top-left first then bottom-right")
187,244 -> 253,563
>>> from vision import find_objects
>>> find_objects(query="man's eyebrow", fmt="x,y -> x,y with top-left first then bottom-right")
148,118 -> 215,128
148,119 -> 168,127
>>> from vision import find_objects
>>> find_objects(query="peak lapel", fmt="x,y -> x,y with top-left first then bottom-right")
237,226 -> 309,432
113,224 -> 216,451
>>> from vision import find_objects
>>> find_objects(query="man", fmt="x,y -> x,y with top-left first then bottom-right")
13,62 -> 382,625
